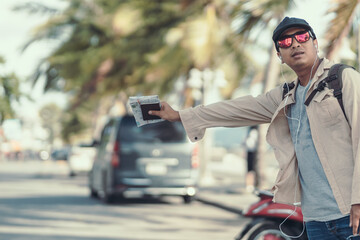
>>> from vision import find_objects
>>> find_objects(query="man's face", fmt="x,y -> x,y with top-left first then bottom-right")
277,27 -> 318,70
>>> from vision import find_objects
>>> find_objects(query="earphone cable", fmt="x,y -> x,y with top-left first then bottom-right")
279,54 -> 319,238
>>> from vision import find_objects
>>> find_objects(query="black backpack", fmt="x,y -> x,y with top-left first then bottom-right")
282,63 -> 354,121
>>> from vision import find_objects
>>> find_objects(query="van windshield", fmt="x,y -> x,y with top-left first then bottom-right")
119,116 -> 187,143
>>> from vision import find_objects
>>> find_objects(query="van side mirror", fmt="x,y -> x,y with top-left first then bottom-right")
92,140 -> 100,147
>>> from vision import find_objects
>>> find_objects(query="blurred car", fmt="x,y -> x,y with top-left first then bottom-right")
51,147 -> 70,161
68,143 -> 97,177
88,115 -> 199,204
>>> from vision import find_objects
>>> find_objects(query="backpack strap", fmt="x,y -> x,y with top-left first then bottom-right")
282,81 -> 295,100
326,64 -> 352,119
304,80 -> 327,106
304,63 -> 354,121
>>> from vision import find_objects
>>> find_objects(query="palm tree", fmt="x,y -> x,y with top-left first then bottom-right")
231,0 -> 295,188
17,0 -> 299,187
17,0 -> 250,142
324,0 -> 360,62
15,1 -> 194,140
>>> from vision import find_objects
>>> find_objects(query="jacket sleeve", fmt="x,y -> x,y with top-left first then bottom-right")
342,68 -> 360,205
179,85 -> 283,142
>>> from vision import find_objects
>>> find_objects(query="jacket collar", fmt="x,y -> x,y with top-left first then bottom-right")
309,58 -> 334,90
288,58 -> 334,99
314,57 -> 333,78
279,58 -> 334,120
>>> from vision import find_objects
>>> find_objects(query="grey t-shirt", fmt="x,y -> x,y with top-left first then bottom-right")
287,81 -> 344,222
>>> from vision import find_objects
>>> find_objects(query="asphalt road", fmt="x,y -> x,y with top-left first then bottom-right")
0,160 -> 247,240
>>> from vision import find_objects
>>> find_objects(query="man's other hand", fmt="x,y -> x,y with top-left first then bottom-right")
350,204 -> 360,235
148,102 -> 181,122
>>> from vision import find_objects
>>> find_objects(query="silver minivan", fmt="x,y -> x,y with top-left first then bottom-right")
88,115 -> 199,204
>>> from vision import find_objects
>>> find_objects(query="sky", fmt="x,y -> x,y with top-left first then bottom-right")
287,0 -> 333,38
0,0 -> 335,121
0,0 -> 68,120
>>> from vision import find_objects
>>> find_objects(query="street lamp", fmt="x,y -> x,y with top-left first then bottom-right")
187,68 -> 227,105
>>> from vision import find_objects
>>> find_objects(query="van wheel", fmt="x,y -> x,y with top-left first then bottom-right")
90,188 -> 98,198
103,191 -> 115,204
102,176 -> 115,204
183,195 -> 194,204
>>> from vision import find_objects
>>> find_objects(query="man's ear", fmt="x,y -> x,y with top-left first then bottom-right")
277,53 -> 283,63
314,39 -> 319,52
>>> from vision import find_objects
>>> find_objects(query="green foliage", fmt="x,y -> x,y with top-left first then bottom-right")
39,103 -> 62,123
61,113 -> 87,143
61,96 -> 99,143
231,0 -> 294,38
22,1 -> 250,102
0,59 -> 22,124
38,103 -> 63,143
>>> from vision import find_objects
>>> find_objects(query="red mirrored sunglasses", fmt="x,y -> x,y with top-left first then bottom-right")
277,31 -> 310,49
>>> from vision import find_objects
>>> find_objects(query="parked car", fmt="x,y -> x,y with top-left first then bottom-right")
51,147 -> 70,161
68,142 -> 97,177
88,115 -> 199,204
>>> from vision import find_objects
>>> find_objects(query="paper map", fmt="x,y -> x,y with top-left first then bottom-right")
129,95 -> 165,127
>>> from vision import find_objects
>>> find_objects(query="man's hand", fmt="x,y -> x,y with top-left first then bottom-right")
350,204 -> 360,235
148,102 -> 181,122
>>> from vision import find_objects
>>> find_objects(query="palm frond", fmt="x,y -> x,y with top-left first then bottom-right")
324,0 -> 359,59
12,2 -> 60,15
232,0 -> 294,40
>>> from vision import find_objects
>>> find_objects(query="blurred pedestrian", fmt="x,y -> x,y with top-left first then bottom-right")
244,125 -> 258,192
149,17 -> 360,239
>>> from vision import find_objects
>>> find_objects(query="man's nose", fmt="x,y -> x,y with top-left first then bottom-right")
291,37 -> 301,48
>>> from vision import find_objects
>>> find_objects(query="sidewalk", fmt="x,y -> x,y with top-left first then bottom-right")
195,181 -> 259,215
196,150 -> 278,214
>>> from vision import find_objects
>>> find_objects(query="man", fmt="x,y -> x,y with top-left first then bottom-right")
149,17 -> 360,239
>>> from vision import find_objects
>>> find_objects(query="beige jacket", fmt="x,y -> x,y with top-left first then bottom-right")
179,58 -> 360,215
